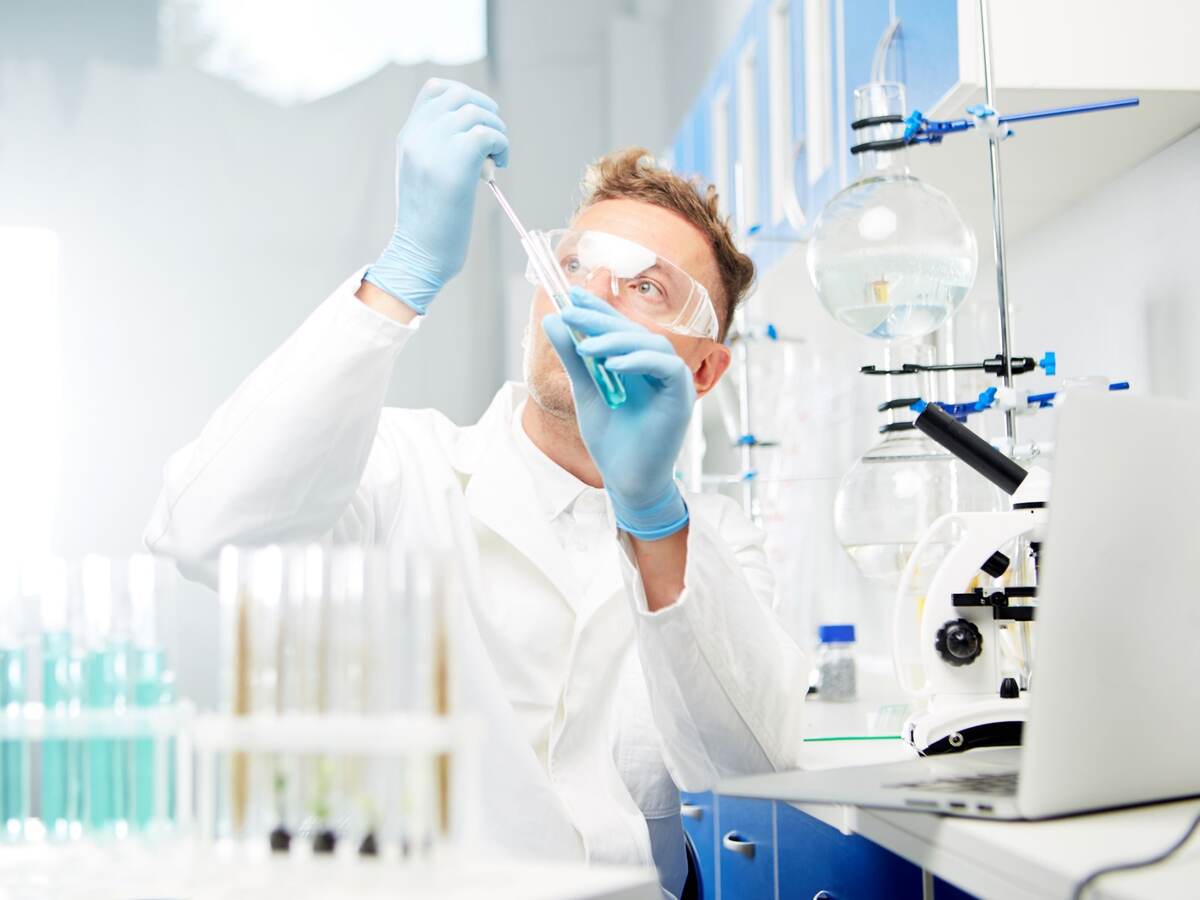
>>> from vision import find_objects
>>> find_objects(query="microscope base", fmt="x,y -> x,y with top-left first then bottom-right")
904,696 -> 1030,755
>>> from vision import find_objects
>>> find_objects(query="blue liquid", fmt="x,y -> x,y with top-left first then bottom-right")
0,646 -> 29,839
41,632 -> 81,838
131,646 -> 171,830
83,643 -> 129,832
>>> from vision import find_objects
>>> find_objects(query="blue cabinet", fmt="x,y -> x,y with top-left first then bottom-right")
680,791 -> 717,899
777,803 -> 923,900
717,796 -> 777,900
688,793 -> 980,900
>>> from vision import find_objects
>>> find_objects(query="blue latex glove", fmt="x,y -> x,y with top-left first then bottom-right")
543,288 -> 694,541
364,79 -> 509,314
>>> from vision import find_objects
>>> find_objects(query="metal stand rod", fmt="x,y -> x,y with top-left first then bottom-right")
978,0 -> 1017,446
735,308 -> 758,523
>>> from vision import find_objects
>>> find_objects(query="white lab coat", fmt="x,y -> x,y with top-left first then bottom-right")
145,270 -> 809,897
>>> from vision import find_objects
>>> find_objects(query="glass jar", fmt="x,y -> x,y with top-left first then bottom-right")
815,624 -> 857,702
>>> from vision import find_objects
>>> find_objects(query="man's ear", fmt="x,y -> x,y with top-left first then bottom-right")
691,341 -> 732,398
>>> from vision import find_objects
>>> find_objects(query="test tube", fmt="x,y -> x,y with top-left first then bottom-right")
248,546 -> 283,851
129,554 -> 175,832
481,165 -> 627,409
0,560 -> 29,840
81,554 -> 131,835
217,545 -> 249,842
39,557 -> 81,839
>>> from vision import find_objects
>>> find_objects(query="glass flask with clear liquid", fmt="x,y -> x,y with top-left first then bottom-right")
807,82 -> 977,341
835,428 -> 1002,589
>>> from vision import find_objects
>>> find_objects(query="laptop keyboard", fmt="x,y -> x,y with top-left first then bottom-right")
886,771 -> 1019,796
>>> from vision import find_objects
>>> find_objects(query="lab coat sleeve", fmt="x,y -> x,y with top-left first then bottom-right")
617,497 -> 809,792
144,270 -> 418,585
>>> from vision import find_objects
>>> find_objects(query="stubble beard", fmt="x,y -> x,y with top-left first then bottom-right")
522,322 -> 577,422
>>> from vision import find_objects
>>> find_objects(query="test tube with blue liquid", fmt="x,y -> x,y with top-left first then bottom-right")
82,554 -> 130,834
129,554 -> 175,831
480,160 -> 628,409
40,557 -> 82,839
0,562 -> 29,839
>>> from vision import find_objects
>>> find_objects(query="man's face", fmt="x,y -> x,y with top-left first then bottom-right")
523,198 -> 732,420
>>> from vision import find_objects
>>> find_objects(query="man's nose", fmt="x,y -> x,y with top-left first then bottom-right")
583,267 -> 619,303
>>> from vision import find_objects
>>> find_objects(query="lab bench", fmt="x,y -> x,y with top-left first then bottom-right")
0,843 -> 662,900
681,694 -> 1200,899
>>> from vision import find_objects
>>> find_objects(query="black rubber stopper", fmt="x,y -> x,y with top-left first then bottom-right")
269,825 -> 292,853
313,829 -> 338,854
359,832 -> 379,857
981,551 -> 1010,578
1000,677 -> 1020,699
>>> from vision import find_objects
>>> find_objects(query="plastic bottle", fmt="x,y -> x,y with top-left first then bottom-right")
815,624 -> 858,702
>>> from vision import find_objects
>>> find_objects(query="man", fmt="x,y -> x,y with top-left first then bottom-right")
146,79 -> 807,898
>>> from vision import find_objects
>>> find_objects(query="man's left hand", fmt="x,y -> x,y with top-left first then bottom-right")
542,288 -> 693,541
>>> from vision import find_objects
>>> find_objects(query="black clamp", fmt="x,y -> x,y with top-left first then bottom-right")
860,355 -> 1038,378
952,586 -> 1037,621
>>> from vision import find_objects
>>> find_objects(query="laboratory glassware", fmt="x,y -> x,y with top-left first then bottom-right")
1,561 -> 29,838
129,554 -> 175,831
814,624 -> 857,702
528,229 -> 720,340
834,429 -> 1000,588
81,554 -> 131,834
39,557 -> 81,839
481,162 -> 628,409
807,82 -> 977,340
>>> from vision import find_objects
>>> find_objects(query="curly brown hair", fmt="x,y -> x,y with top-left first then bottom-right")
576,147 -> 755,341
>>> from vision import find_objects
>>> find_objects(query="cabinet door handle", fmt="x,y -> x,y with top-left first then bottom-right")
680,803 -> 704,821
722,831 -> 756,859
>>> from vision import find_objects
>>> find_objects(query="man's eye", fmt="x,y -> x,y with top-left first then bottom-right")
562,256 -> 582,275
633,280 -> 665,300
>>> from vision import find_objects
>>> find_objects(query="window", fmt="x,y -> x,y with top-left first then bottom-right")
0,227 -> 62,558
735,41 -> 759,233
803,0 -> 834,185
767,1 -> 792,225
162,0 -> 488,106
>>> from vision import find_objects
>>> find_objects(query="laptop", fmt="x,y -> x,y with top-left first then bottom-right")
723,392 -> 1200,820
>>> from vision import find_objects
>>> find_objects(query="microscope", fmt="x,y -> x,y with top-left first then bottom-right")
894,404 -> 1049,755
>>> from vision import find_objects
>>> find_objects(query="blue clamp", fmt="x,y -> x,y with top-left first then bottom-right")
765,323 -> 779,341
1039,352 -> 1057,376
737,434 -> 759,446
903,110 -> 925,142
1027,391 -> 1056,409
1109,381 -> 1130,391
910,394 -> 992,420
975,386 -> 997,412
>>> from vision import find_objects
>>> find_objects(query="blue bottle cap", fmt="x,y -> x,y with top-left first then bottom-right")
818,624 -> 856,644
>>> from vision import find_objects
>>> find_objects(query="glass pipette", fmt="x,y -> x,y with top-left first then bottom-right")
481,161 -> 627,409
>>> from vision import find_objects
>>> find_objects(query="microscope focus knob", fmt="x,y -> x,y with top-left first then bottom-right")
936,619 -> 983,667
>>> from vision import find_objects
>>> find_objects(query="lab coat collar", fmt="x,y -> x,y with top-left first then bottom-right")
454,382 -> 582,602
452,383 -> 627,619
510,399 -> 592,523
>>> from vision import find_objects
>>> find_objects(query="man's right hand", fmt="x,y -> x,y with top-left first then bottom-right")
362,79 -> 508,316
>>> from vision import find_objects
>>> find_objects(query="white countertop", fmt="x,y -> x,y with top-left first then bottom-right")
0,841 -> 661,900
719,684 -> 1200,900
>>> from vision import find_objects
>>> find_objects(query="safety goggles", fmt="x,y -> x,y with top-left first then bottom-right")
524,228 -> 721,341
